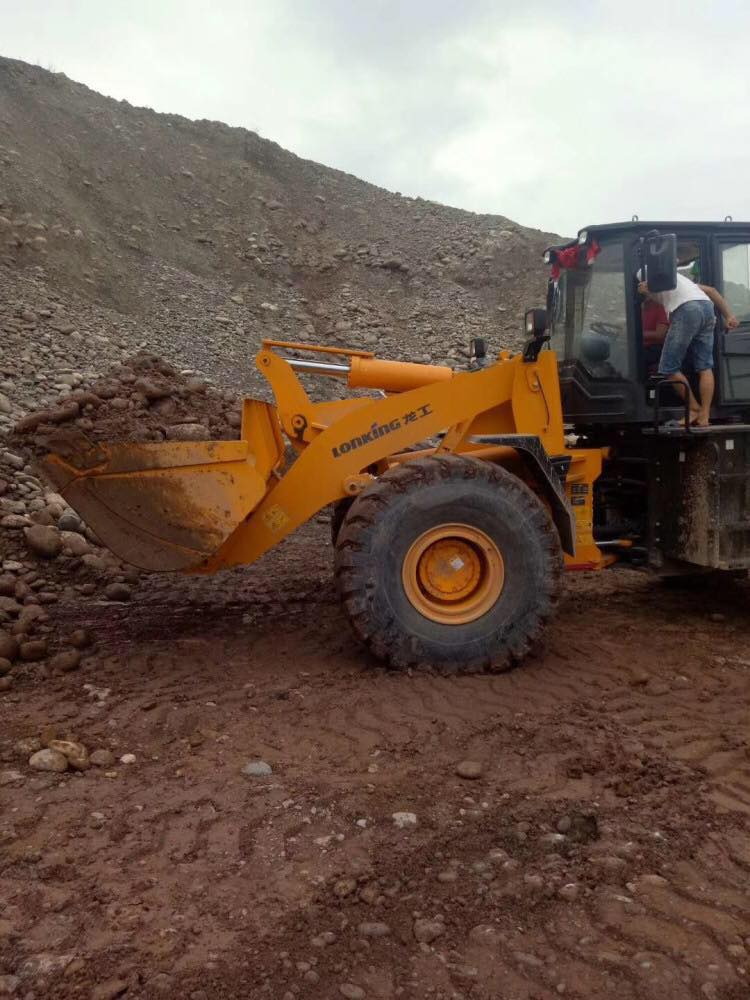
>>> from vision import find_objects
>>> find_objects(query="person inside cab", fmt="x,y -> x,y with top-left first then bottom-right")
642,298 -> 669,373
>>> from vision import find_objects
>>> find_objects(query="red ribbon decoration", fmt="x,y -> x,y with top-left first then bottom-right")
550,238 -> 600,281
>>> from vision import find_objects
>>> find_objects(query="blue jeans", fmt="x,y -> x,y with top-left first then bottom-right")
658,300 -> 715,375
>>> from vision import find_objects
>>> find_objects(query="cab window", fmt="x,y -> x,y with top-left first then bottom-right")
550,241 -> 629,379
719,242 -> 750,324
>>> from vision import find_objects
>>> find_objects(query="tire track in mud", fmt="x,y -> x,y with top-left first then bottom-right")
5,524 -> 750,999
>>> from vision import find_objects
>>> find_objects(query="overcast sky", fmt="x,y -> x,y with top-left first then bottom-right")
3,0 -> 750,235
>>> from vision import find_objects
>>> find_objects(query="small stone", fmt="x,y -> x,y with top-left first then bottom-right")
48,739 -> 89,771
20,638 -> 47,661
540,832 -> 567,847
628,669 -> 650,687
392,811 -> 417,829
514,951 -> 544,969
165,423 -> 208,441
29,748 -> 68,772
0,975 -> 19,995
2,452 -> 25,470
90,979 -> 129,1000
0,676 -> 11,692
15,736 -> 41,756
635,873 -> 669,888
468,924 -> 502,945
50,649 -> 81,673
456,760 -> 484,780
413,918 -> 445,943
104,582 -> 132,602
61,531 -> 90,556
333,877 -> 357,898
339,985 -> 365,1000
133,376 -> 170,401
358,921 -> 390,937
0,769 -> 24,786
24,524 -> 62,558
437,869 -> 458,883
558,882 -> 580,901
119,753 -> 136,765
645,678 -> 670,697
68,628 -> 93,649
243,759 -> 272,777
57,511 -> 83,533
311,930 -> 337,947
90,749 -> 115,767
671,674 -> 691,690
0,633 -> 18,661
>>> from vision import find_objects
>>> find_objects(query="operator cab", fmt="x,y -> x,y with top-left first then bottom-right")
534,220 -> 750,428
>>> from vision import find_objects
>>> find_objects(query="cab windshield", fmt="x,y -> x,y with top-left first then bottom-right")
548,240 -> 630,379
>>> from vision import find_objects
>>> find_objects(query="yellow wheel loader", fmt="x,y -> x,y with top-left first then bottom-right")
42,220 -> 750,671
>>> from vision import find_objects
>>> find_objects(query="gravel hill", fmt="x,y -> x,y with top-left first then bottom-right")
0,55 -> 559,402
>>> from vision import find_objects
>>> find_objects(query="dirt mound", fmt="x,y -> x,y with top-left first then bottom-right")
12,352 -> 240,449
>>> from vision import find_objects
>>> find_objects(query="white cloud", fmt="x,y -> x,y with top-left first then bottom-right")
3,0 -> 750,235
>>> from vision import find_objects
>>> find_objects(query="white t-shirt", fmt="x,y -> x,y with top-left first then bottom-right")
647,272 -> 710,316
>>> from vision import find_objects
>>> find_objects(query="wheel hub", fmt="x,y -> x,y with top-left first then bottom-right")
402,524 -> 504,624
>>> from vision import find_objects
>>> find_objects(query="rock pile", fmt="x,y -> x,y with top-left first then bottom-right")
12,352 -> 240,448
1,353 -> 242,690
0,55 -> 559,399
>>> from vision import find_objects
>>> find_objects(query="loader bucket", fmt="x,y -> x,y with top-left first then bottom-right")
42,433 -> 269,572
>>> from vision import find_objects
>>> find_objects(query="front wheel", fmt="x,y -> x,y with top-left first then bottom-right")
334,455 -> 562,673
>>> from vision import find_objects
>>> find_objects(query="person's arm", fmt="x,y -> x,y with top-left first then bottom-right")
699,284 -> 739,329
643,321 -> 668,347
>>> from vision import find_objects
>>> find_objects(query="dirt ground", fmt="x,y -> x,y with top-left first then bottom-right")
2,518 -> 750,1000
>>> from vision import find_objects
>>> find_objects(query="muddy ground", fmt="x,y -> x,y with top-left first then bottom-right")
1,519 -> 749,1000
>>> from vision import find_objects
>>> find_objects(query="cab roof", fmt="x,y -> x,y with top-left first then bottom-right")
545,219 -> 750,257
581,220 -> 750,238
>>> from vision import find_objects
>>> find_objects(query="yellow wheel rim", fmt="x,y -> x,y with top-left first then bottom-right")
402,523 -> 504,624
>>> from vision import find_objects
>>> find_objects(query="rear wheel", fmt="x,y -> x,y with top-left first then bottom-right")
334,455 -> 562,673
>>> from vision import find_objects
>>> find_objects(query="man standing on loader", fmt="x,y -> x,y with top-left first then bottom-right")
639,270 -> 739,426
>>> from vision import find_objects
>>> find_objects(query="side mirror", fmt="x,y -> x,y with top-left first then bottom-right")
643,232 -> 677,293
470,337 -> 487,361
524,308 -> 548,337
522,308 -> 550,362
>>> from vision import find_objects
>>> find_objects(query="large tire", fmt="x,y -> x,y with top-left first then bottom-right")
334,455 -> 562,673
330,498 -> 354,546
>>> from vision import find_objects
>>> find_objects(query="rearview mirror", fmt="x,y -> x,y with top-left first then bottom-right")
524,308 -> 548,337
643,232 -> 677,293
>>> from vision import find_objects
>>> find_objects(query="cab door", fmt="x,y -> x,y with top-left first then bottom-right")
713,233 -> 750,405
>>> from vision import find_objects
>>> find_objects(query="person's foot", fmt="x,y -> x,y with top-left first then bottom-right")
694,411 -> 710,427
678,409 -> 702,427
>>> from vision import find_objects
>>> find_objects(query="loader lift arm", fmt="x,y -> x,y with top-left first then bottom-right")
199,345 -> 573,571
